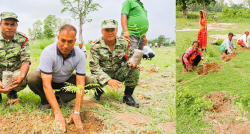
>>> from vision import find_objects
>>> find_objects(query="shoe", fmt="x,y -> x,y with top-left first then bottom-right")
93,88 -> 104,101
55,93 -> 74,108
40,104 -> 51,111
123,95 -> 139,108
7,91 -> 20,104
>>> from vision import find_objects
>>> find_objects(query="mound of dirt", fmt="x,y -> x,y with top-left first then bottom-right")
198,62 -> 219,75
207,91 -> 232,113
205,91 -> 250,134
220,53 -> 237,62
67,111 -> 106,134
240,47 -> 250,51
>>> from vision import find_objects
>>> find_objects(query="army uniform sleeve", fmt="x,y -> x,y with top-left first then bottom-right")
89,44 -> 111,86
20,37 -> 31,64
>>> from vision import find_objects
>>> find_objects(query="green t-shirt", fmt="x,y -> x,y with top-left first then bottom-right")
121,0 -> 149,37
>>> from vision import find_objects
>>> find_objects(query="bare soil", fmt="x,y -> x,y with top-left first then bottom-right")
157,122 -> 176,134
240,47 -> 250,51
177,23 -> 234,31
0,101 -> 106,134
205,91 -> 250,134
198,62 -> 219,75
115,113 -> 151,129
220,53 -> 237,62
209,34 -> 242,40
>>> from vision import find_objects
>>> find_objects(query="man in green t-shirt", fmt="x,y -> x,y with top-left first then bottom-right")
121,0 -> 149,50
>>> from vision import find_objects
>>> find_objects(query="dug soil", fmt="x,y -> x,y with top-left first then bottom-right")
220,53 -> 237,62
205,91 -> 250,134
198,62 -> 219,75
240,47 -> 250,51
0,111 -> 106,134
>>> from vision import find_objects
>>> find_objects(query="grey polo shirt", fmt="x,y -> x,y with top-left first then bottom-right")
38,43 -> 86,83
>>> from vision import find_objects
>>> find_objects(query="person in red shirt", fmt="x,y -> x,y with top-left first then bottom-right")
181,41 -> 206,73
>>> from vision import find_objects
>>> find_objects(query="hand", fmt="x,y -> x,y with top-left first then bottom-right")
67,113 -> 83,130
123,32 -> 130,40
0,81 -> 12,94
127,61 -> 139,70
9,76 -> 24,91
188,66 -> 193,72
55,113 -> 66,132
107,79 -> 122,91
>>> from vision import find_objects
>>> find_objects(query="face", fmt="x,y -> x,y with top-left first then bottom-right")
0,18 -> 18,38
228,35 -> 233,41
246,31 -> 249,36
193,43 -> 199,51
79,43 -> 83,48
57,30 -> 76,56
102,28 -> 118,42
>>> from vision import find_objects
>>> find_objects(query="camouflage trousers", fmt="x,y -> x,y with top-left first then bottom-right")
92,65 -> 140,88
1,70 -> 27,92
121,33 -> 144,50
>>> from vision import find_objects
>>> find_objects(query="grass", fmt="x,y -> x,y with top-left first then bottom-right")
176,14 -> 250,133
0,39 -> 175,134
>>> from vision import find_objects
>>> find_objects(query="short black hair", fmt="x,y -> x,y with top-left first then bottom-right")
192,41 -> 200,47
59,24 -> 77,35
228,32 -> 234,36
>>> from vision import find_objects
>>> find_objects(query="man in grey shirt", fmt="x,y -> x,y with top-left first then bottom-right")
27,24 -> 88,131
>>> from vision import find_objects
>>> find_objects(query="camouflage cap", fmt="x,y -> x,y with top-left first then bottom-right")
0,12 -> 19,22
101,19 -> 118,29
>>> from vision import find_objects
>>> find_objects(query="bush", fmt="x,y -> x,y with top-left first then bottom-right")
216,38 -> 224,45
222,7 -> 250,18
187,12 -> 199,19
31,38 -> 54,50
177,86 -> 213,116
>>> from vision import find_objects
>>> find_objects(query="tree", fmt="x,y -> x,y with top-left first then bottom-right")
60,0 -> 102,42
28,20 -> 43,39
43,15 -> 58,39
56,18 -> 71,34
195,0 -> 216,12
244,0 -> 250,8
158,35 -> 170,44
171,40 -> 176,45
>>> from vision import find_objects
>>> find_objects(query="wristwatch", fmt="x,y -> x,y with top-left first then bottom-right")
73,111 -> 80,115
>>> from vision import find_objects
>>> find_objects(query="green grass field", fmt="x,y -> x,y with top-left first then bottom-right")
176,15 -> 250,133
0,40 -> 175,134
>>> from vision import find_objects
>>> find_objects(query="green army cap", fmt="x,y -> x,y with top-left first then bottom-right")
101,19 -> 118,29
0,12 -> 19,22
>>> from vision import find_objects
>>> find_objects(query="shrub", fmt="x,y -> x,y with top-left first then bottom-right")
216,38 -> 224,45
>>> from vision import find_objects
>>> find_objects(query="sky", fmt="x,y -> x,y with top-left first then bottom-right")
0,0 -> 176,43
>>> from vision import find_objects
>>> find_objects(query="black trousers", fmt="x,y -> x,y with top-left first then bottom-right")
181,53 -> 201,68
27,70 -> 97,105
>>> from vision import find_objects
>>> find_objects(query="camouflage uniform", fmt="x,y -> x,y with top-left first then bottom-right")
89,19 -> 140,88
0,12 -> 30,92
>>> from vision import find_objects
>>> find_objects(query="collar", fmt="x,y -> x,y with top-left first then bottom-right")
56,44 -> 75,59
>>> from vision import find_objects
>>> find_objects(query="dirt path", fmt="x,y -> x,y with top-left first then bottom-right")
177,23 -> 235,31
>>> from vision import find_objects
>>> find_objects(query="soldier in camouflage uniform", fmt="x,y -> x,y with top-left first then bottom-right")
0,12 -> 31,104
90,19 -> 140,108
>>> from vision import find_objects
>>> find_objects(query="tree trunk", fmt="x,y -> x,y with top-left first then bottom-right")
79,18 -> 84,42
183,8 -> 187,18
203,4 -> 207,13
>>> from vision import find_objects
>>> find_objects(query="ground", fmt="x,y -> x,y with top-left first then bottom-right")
176,14 -> 250,134
0,40 -> 175,134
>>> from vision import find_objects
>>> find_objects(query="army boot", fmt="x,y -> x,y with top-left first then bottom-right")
123,87 -> 139,108
7,90 -> 20,104
93,88 -> 104,101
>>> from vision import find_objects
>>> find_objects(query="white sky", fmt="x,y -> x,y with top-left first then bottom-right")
0,0 -> 176,42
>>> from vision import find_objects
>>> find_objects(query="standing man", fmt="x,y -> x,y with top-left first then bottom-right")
0,12 -> 30,104
78,41 -> 87,58
90,19 -> 140,108
121,0 -> 149,50
27,24 -> 87,131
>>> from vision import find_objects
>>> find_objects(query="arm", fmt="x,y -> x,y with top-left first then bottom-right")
143,35 -> 147,46
183,48 -> 193,67
41,73 -> 66,132
226,40 -> 232,54
67,75 -> 84,129
243,35 -> 249,48
121,15 -> 130,39
89,46 -> 111,86
121,1 -> 131,39
197,49 -> 205,64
